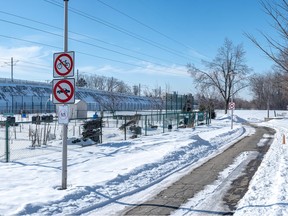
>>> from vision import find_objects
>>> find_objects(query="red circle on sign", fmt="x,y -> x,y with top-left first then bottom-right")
53,79 -> 74,103
54,53 -> 73,76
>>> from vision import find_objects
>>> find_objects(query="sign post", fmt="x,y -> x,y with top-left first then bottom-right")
61,0 -> 69,190
229,102 -> 235,129
50,0 -> 72,190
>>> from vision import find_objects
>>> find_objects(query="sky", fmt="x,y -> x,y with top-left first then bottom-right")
0,0 -> 278,98
1,110 -> 287,215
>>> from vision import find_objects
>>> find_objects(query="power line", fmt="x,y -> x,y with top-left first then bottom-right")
95,0 -> 193,50
16,59 -> 50,69
0,34 -> 187,76
0,35 -> 61,49
0,10 -> 180,65
43,0 -> 193,61
0,10 -> 60,31
0,53 -> 50,73
0,18 -> 187,72
70,8 -> 191,60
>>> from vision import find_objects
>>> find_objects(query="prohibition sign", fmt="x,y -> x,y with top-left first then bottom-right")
229,102 -> 235,110
53,52 -> 74,77
53,79 -> 75,104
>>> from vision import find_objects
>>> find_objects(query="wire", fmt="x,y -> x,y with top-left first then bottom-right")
95,0 -> 193,50
43,0 -> 193,61
0,34 -> 187,76
0,18 -> 187,72
16,59 -> 50,69
0,10 -> 180,65
0,34 -> 60,49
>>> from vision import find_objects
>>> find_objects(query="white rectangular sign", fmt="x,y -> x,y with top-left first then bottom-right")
58,105 -> 69,124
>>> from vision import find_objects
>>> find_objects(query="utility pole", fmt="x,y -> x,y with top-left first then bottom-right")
5,57 -> 18,82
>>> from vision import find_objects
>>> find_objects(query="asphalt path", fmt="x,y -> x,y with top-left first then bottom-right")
121,125 -> 275,215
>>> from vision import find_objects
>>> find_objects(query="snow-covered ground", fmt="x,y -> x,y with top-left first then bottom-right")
0,109 -> 288,215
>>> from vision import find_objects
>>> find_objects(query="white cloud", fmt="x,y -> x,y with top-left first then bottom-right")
78,62 -> 189,78
77,65 -> 123,76
0,46 -> 51,81
128,61 -> 189,77
0,46 -> 45,60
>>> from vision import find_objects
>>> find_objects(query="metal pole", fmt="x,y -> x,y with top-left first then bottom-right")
62,0 -> 69,190
231,73 -> 234,130
165,93 -> 167,118
5,121 -> 9,162
124,116 -> 127,140
64,0 -> 68,53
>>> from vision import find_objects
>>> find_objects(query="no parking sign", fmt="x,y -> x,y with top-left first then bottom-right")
52,78 -> 75,104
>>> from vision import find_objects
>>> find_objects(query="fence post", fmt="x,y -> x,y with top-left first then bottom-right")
162,114 -> 165,133
124,116 -> 127,140
145,115 -> 147,136
100,117 -> 103,143
5,121 -> 9,162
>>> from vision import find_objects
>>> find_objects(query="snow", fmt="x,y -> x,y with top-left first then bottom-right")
1,109 -> 288,215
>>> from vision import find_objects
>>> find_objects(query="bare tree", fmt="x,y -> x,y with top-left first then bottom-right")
250,73 -> 273,110
187,38 -> 251,113
115,81 -> 131,94
93,76 -> 106,90
245,0 -> 288,73
105,93 -> 121,112
142,85 -> 163,98
106,77 -> 118,92
250,71 -> 287,110
80,74 -> 131,94
250,74 -> 266,109
132,85 -> 140,96
143,86 -> 152,97
76,77 -> 87,87
82,74 -> 106,90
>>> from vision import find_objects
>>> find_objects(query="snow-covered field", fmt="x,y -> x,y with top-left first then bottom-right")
1,109 -> 288,215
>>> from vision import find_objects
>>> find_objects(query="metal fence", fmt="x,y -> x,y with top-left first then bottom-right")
0,111 -> 210,162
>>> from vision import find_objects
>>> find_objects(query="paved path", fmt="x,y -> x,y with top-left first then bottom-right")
121,125 -> 275,215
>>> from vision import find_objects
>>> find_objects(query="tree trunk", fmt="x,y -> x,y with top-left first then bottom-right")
224,100 -> 229,114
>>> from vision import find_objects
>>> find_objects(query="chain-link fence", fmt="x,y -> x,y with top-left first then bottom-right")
0,111 -> 210,162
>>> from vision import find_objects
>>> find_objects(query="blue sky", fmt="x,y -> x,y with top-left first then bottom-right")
0,0 -> 277,98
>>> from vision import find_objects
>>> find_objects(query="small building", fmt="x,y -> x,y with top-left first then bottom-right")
70,100 -> 87,118
56,99 -> 87,119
